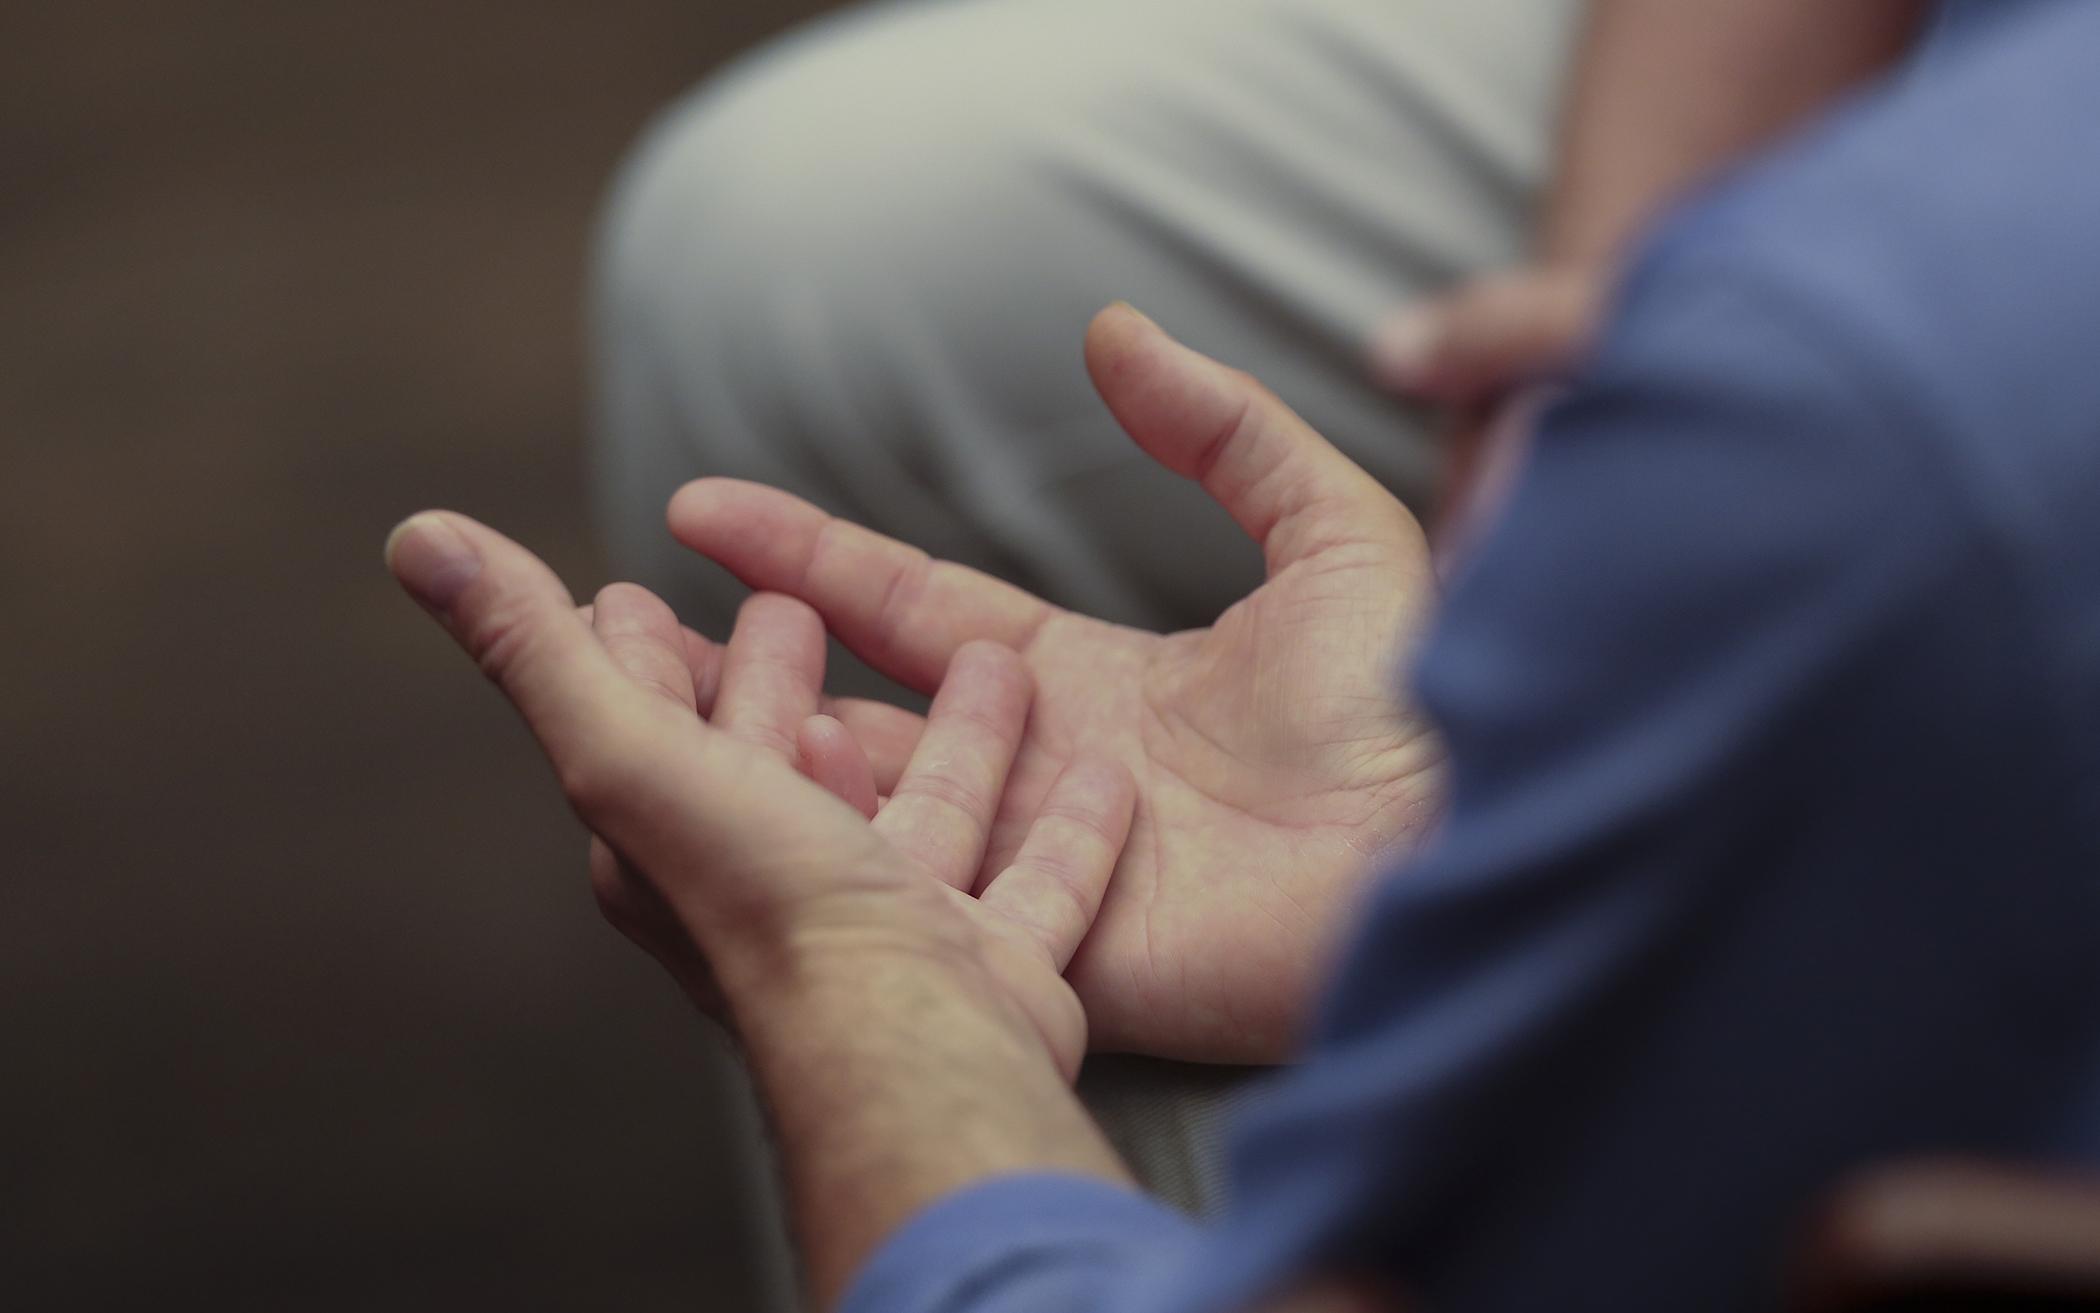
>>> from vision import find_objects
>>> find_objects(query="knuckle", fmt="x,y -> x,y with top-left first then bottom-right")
932,695 -> 1017,741
1020,851 -> 1090,905
469,596 -> 544,687
1188,388 -> 1260,487
869,549 -> 933,656
951,637 -> 1004,666
950,639 -> 1027,688
1002,857 -> 1092,940
803,512 -> 858,587
555,749 -> 635,817
892,768 -> 988,821
1038,800 -> 1120,851
754,590 -> 820,629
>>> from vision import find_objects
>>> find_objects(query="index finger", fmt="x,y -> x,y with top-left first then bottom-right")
714,593 -> 826,760
667,479 -> 1055,694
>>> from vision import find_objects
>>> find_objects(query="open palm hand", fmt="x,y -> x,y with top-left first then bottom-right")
390,511 -> 1142,1083
667,306 -> 1445,1061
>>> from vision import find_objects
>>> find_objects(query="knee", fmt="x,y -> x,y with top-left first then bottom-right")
594,16 -> 1055,364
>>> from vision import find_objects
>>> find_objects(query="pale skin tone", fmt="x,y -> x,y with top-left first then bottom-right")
662,305 -> 1446,1062
1375,0 -> 1933,529
387,7 -> 1942,1307
646,3 -> 1943,1069
392,308 -> 1422,1307
390,510 -> 1135,1306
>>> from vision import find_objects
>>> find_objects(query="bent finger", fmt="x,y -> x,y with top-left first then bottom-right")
591,583 -> 697,714
978,756 -> 1134,969
715,592 -> 826,760
873,641 -> 1031,889
578,602 -> 724,714
1083,302 -> 1419,575
667,480 -> 1054,694
822,696 -> 924,794
796,714 -> 879,819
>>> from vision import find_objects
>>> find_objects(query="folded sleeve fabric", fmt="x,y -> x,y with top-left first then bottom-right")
838,1174 -> 1199,1313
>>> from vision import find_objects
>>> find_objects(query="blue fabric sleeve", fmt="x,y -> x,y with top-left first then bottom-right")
838,1174 -> 1200,1313
1166,240 -> 2100,1313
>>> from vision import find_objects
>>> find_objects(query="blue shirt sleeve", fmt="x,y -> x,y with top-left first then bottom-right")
1176,245 -> 2100,1313
837,1174 -> 1199,1313
834,231 -> 2100,1313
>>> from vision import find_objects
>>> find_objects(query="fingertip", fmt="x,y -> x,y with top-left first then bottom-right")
1083,302 -> 1267,487
793,713 -> 830,777
591,581 -> 681,643
385,510 -> 483,612
666,479 -> 750,552
664,478 -> 722,531
794,711 -> 830,752
797,713 -> 879,818
593,579 -> 662,616
1087,299 -> 1157,344
738,590 -> 824,637
1083,301 -> 1168,389
667,477 -> 770,542
382,510 -> 430,570
1368,308 -> 1440,392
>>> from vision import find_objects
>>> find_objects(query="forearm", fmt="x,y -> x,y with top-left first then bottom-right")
729,939 -> 1131,1308
1541,0 -> 1931,264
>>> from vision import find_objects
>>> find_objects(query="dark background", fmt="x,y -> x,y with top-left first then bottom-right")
3,3 -> 837,1307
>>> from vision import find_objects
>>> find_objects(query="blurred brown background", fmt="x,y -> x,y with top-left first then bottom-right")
1,3 -> 837,1307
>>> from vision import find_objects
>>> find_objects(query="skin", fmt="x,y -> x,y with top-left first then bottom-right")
383,8 -> 1945,1308
1375,0 -> 1933,535
663,305 -> 1447,1062
387,309 -> 1427,1306
389,510 -> 1135,1306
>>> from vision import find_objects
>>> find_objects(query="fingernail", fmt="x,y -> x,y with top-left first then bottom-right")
385,513 -> 481,612
1371,308 -> 1438,387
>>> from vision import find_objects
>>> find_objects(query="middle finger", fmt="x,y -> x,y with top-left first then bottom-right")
874,641 -> 1031,889
714,593 -> 826,760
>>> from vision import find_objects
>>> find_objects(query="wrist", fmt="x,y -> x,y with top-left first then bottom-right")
702,874 -> 987,1018
719,911 -> 1125,1305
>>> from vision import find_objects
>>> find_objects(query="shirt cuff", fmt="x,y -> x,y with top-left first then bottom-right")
839,1173 -> 1201,1313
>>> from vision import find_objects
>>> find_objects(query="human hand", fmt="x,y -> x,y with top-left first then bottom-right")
1369,263 -> 1605,406
385,515 -> 1134,1079
1370,264 -> 1605,555
663,304 -> 1446,1063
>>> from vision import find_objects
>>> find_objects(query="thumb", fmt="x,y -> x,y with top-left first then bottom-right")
385,512 -> 885,973
385,512 -> 744,851
1083,303 -> 1421,574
